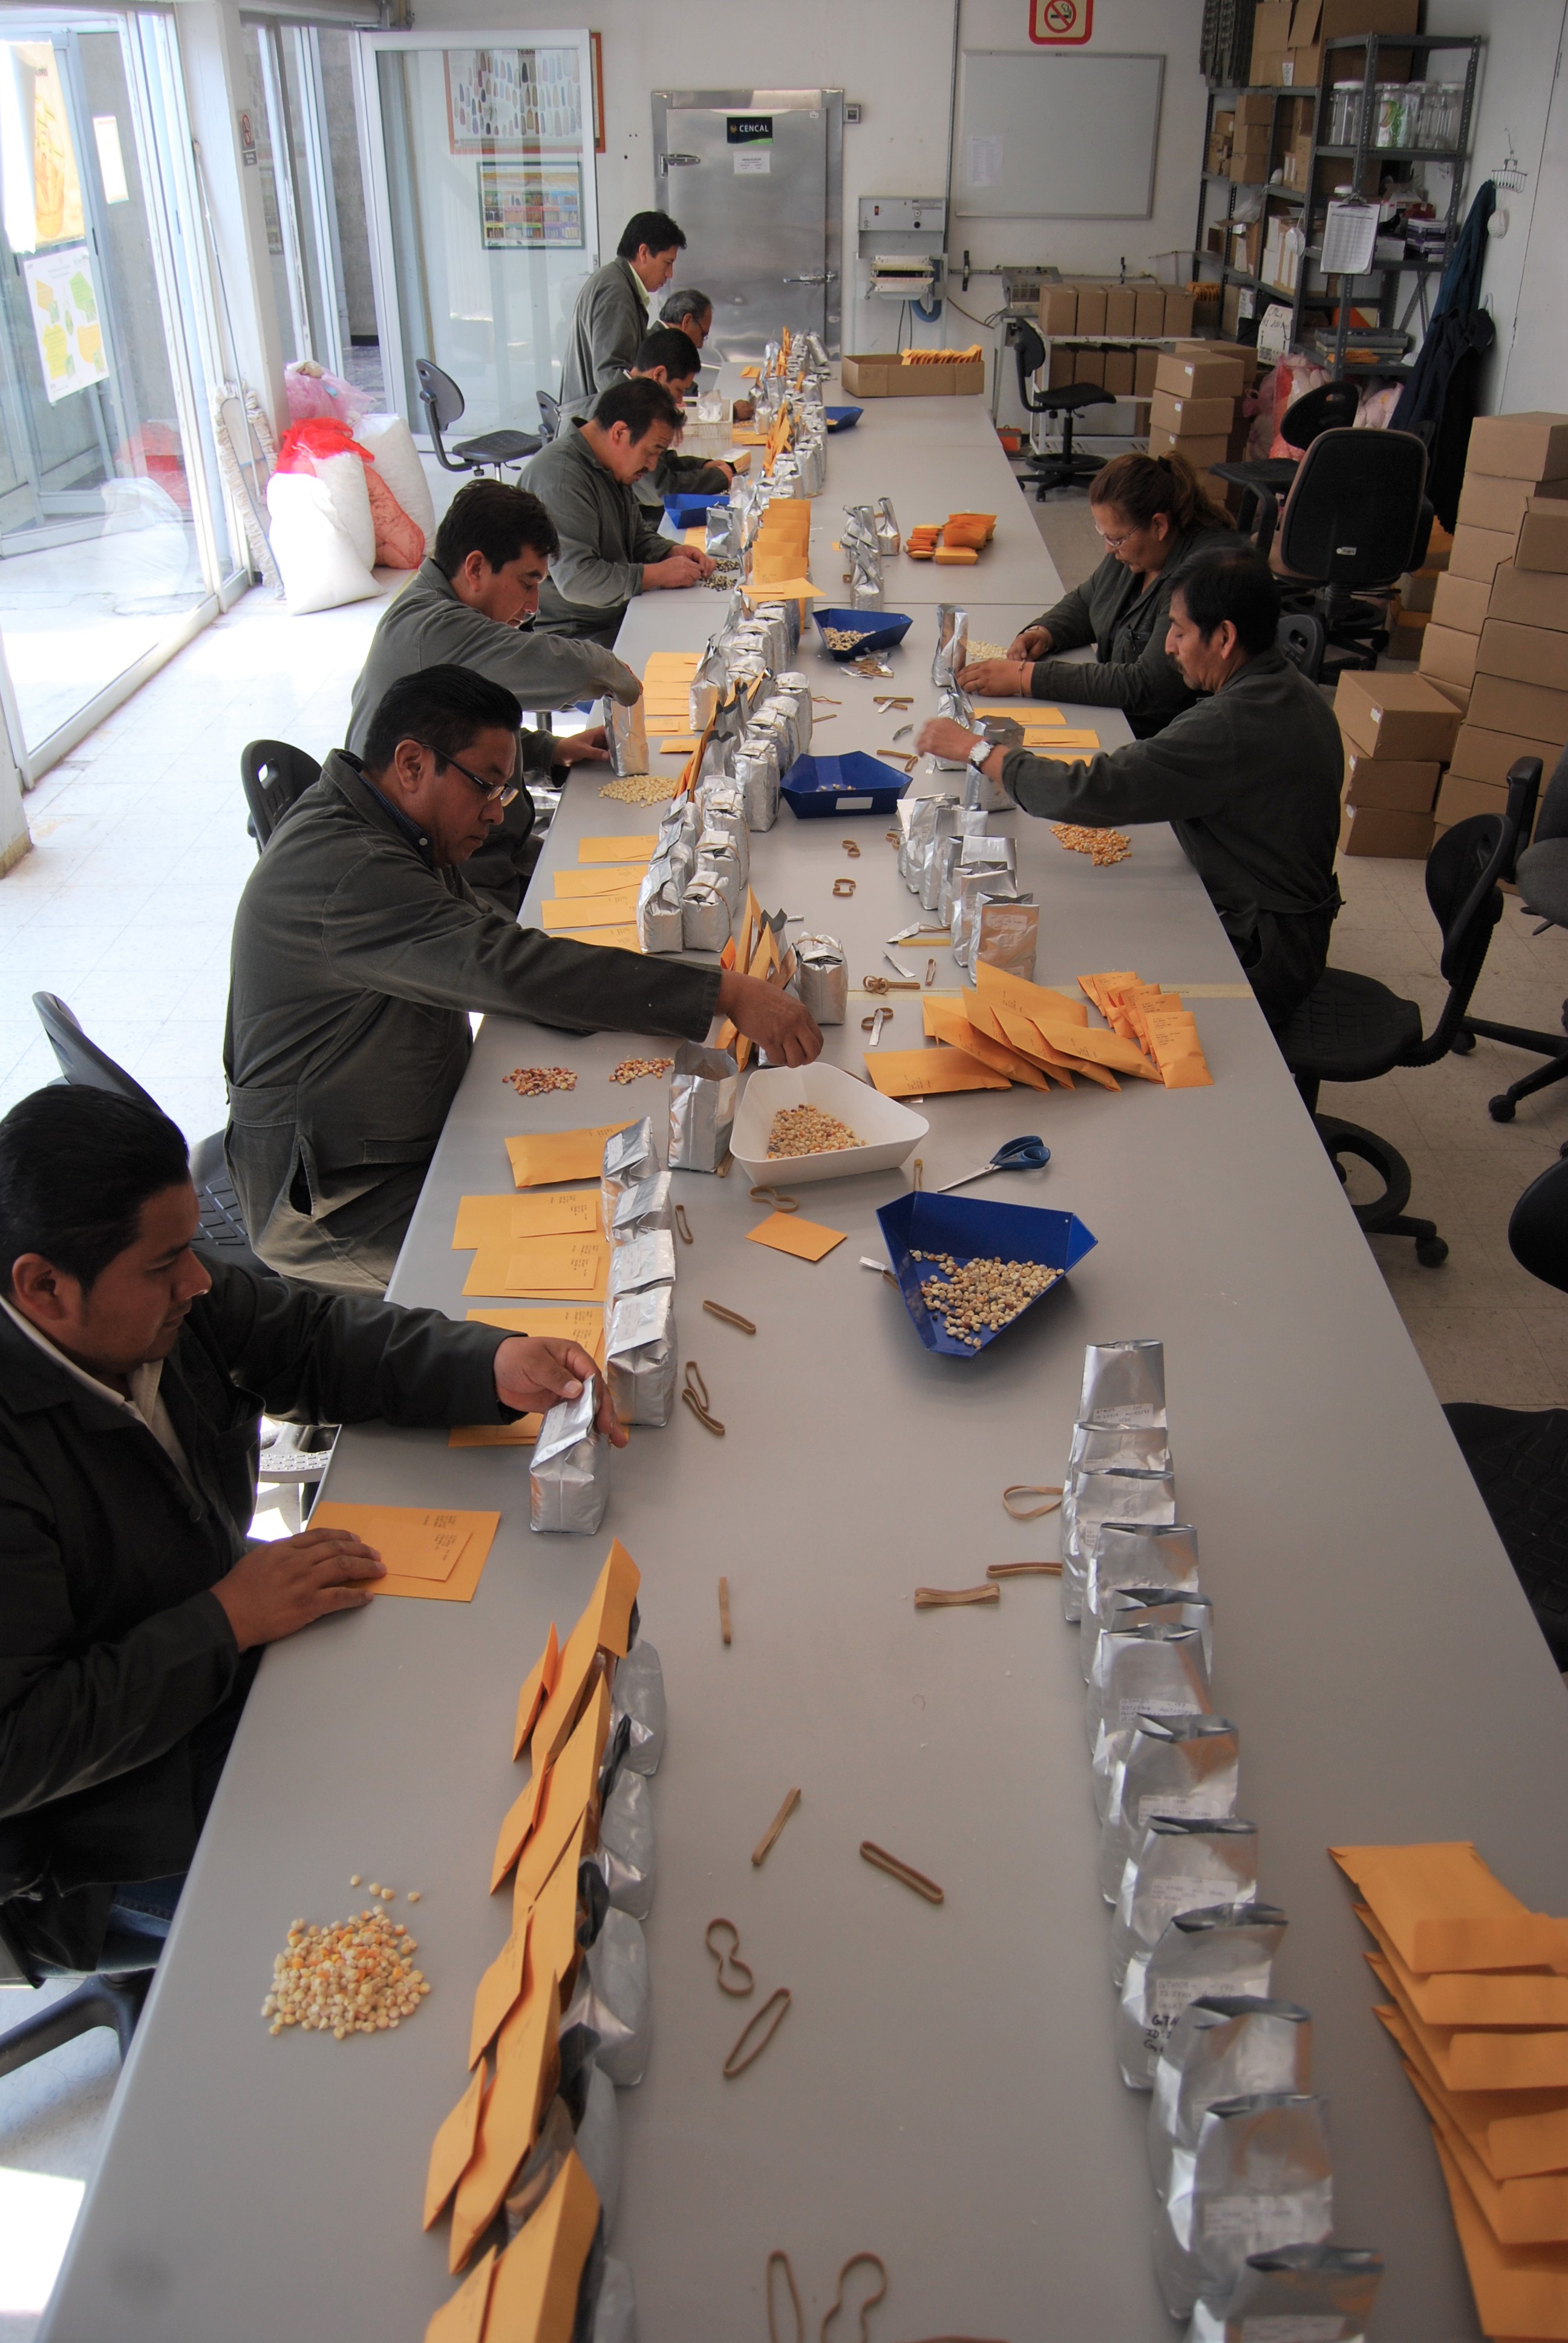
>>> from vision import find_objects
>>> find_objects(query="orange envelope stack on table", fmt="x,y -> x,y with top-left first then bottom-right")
1333,1841 -> 1568,2337
879,965 -> 1213,1096
743,497 -> 817,606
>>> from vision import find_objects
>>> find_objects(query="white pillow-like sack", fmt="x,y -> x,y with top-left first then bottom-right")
266,473 -> 381,615
358,411 -> 436,545
307,446 -> 376,571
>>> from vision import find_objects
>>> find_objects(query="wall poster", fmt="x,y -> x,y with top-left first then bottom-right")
22,242 -> 109,404
445,47 -> 583,153
477,158 -> 584,249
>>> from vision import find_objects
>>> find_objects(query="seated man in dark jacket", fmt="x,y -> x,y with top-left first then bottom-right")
918,544 -> 1342,1027
600,327 -> 734,508
226,663 -> 818,1291
526,377 -> 714,645
0,1087 -> 625,1975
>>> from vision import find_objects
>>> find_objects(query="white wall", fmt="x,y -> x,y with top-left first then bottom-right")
1501,10 -> 1568,410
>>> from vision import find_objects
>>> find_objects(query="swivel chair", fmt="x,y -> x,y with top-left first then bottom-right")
241,739 -> 320,854
537,388 -> 563,445
1212,378 -> 1364,522
1276,610 -> 1326,684
1445,1152 -> 1568,1665
0,1919 -> 156,2080
1455,740 -> 1568,1134
1277,759 -> 1543,1265
1011,321 -> 1114,501
414,359 -> 540,477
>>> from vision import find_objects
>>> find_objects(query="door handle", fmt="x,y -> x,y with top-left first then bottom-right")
782,270 -> 837,285
659,152 -> 702,168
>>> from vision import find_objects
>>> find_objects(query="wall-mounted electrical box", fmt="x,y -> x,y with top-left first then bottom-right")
857,196 -> 947,305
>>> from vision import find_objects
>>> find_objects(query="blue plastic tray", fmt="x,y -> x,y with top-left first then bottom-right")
662,488 -> 728,530
875,1192 -> 1097,1358
781,752 -> 911,819
825,405 -> 863,432
812,607 -> 913,663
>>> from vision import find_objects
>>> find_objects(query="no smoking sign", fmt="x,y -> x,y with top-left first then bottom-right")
1030,0 -> 1093,40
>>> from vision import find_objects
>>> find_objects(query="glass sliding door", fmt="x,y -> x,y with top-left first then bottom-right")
356,28 -> 598,442
0,13 -> 236,768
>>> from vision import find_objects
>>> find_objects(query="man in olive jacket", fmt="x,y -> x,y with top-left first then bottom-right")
559,209 -> 685,407
527,377 -> 713,644
918,545 -> 1342,1027
226,664 -> 818,1292
0,1087 -> 624,1974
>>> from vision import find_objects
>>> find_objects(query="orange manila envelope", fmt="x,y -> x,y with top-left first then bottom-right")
1079,969 -> 1142,1017
468,1915 -> 529,2069
541,891 -> 640,931
1332,1842 -> 1568,1973
747,1210 -> 848,1263
448,1951 -> 560,2273
1033,1012 -> 1163,1083
513,1624 -> 560,1760
482,2150 -> 601,2343
866,1046 -> 1010,1098
422,2245 -> 495,2343
1368,1951 -> 1568,2093
531,1539 -> 642,1769
506,1123 -> 632,1189
521,1809 -> 590,1965
1371,2001 -> 1568,2187
554,867 -> 645,900
424,2063 -> 486,2230
454,1192 -> 601,1248
922,996 -> 1048,1089
578,835 -> 656,865
984,1001 -> 1093,1089
1145,1009 -> 1214,1091
1357,1905 -> 1568,2030
494,1676 -> 611,1896
1432,2129 -> 1568,2339
558,923 -> 642,952
309,1504 -> 500,1603
1407,2060 -> 1568,2247
454,1311 -> 606,1445
462,1235 -> 609,1301
975,960 -> 1089,1026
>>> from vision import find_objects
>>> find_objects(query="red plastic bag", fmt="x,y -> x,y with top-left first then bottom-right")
275,421 -> 422,568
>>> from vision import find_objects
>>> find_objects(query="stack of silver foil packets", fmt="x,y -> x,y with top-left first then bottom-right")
601,1119 -> 677,1429
1057,1339 -> 1380,2338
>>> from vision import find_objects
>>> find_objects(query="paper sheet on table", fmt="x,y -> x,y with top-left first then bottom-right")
452,1192 -> 600,1248
746,1210 -> 848,1262
422,2244 -> 495,2343
740,574 -> 823,603
448,1947 -> 560,2273
1357,1904 -> 1568,2029
482,2150 -> 601,2343
424,2063 -> 485,2229
553,867 -> 645,900
578,835 -> 657,865
1372,2002 -> 1568,2186
506,1124 -> 632,1188
1333,1841 -> 1568,1973
1433,2128 -> 1568,2338
462,1236 -> 609,1300
922,995 -> 1049,1088
558,923 -> 643,952
1407,2057 -> 1568,2247
513,1620 -> 560,1760
531,1538 -> 642,1770
541,891 -> 640,930
1369,1951 -> 1568,2092
309,1502 -> 500,1601
866,1044 -> 1011,1098
973,703 -> 1067,724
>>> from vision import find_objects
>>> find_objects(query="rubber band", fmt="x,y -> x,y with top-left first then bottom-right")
719,1575 -> 732,1644
821,2252 -> 888,2343
1002,1483 -> 1063,1520
751,1787 -> 801,1867
750,1184 -> 799,1213
913,1585 -> 999,1610
723,1985 -> 791,2077
860,1840 -> 944,1905
703,1299 -> 756,1333
768,2251 -> 805,2343
704,1918 -> 754,1998
986,1561 -> 1062,1578
673,1203 -> 694,1245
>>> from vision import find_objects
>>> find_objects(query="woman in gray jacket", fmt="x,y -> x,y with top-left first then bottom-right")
960,450 -> 1233,738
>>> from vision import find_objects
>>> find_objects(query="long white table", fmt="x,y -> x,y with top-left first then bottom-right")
42,384 -> 1568,2343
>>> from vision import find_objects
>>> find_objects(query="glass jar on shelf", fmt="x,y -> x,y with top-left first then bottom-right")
1420,82 -> 1463,150
1373,82 -> 1413,147
1327,81 -> 1364,145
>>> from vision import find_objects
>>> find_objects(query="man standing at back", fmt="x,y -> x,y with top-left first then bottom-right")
560,211 -> 687,407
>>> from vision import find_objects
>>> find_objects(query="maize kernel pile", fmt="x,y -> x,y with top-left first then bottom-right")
822,626 -> 875,652
599,775 -> 673,805
1051,822 -> 1131,868
767,1104 -> 861,1157
910,1248 -> 1062,1348
503,1065 -> 578,1097
611,1055 -> 675,1086
262,1906 -> 430,2039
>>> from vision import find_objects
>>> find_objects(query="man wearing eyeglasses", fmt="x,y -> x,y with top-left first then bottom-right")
224,665 -> 821,1293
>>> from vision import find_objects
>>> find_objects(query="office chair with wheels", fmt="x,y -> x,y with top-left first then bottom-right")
1011,322 -> 1114,501
1445,1152 -> 1568,1666
241,739 -> 320,854
1277,759 -> 1544,1266
1234,428 -> 1431,678
1212,378 -> 1364,523
537,388 -> 563,444
414,360 -> 540,477
0,1926 -> 155,2080
1276,610 -> 1325,684
1455,741 -> 1568,1132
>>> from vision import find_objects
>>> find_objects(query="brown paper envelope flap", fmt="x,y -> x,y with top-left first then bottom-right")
490,1767 -> 549,1895
1357,1902 -> 1568,2028
450,1421 -> 538,1447
468,1918 -> 529,2070
1408,2058 -> 1568,2246
506,1679 -> 612,1909
423,2064 -> 486,2229
541,893 -> 641,931
449,1953 -> 560,2274
466,1306 -> 605,1364
1373,2001 -> 1522,2180
1333,1841 -> 1563,1971
505,1124 -> 633,1189
368,1533 -> 494,1604
866,1046 -> 1010,1098
1417,1918 -> 1568,1975
519,1807 -> 590,1952
1494,2100 -> 1568,2187
1078,969 -> 1140,1015
422,2246 -> 496,2343
310,1503 -> 495,1584
746,1211 -> 849,1262
975,959 -> 1089,1026
586,1538 -> 641,1660
1432,2130 -> 1568,2339
453,1192 -> 600,1248
1033,1015 -> 1163,1080
462,1241 -> 609,1301
514,1622 -> 561,1761
1369,1948 -> 1568,2092
554,867 -> 647,899
578,836 -> 656,863
532,1550 -> 636,1769
482,2150 -> 601,2343
920,997 -> 1048,1088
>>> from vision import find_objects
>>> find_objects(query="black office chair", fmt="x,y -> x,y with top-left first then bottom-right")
1445,1153 -> 1568,1666
0,1930 -> 155,2080
1214,379 -> 1365,521
1278,759 -> 1544,1267
537,388 -> 563,445
32,994 -> 268,1273
1455,741 -> 1568,1133
1011,321 -> 1114,501
414,359 -> 540,477
1276,610 -> 1326,684
241,739 -> 320,854
1232,428 -> 1431,678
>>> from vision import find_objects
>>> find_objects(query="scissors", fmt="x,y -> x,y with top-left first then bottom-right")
936,1135 -> 1051,1193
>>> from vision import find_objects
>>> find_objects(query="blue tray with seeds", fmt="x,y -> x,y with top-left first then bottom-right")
812,606 -> 913,663
662,488 -> 730,529
780,750 -> 910,819
825,405 -> 864,431
875,1192 -> 1098,1357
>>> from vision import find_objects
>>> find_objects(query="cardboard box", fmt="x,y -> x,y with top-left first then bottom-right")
1477,617 -> 1568,692
1048,345 -> 1076,389
1420,624 -> 1480,692
1150,389 -> 1233,437
1133,287 -> 1165,338
1230,140 -> 1275,183
1469,670 -> 1568,744
1072,283 -> 1108,335
1146,426 -> 1230,468
1335,670 -> 1465,762
1038,285 -> 1077,336
1161,290 -> 1196,338
1134,347 -> 1159,398
1429,571 -> 1490,634
1281,135 -> 1316,189
1286,0 -> 1419,87
1489,562 -> 1568,634
1102,349 -> 1135,396
1434,773 -> 1509,830
1466,412 -> 1568,483
1154,352 -> 1246,402
1448,524 -> 1518,585
1426,676 -> 1471,715
1343,752 -> 1440,814
1234,93 -> 1277,128
1518,497 -> 1568,573
1448,720 -> 1564,791
1249,0 -> 1293,82
1074,349 -> 1105,387
1339,802 -> 1436,859
1103,284 -> 1136,337
1455,471 -> 1568,536
840,353 -> 986,398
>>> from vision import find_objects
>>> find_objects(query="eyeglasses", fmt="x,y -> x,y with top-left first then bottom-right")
419,744 -> 518,807
1095,524 -> 1134,550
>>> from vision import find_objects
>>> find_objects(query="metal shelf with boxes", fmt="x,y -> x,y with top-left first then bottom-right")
1197,12 -> 1481,380
1030,278 -> 1202,451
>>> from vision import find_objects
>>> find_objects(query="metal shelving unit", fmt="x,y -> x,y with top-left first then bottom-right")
1195,29 -> 1483,378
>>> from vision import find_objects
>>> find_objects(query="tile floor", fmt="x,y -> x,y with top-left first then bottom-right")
2,464 -> 1568,2338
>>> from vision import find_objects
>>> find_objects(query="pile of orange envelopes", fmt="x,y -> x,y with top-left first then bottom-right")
422,1541 -> 642,2343
867,962 -> 1212,1098
1333,1841 -> 1568,2339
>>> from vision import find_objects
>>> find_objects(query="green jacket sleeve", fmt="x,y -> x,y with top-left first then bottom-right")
402,595 -> 641,709
1002,701 -> 1240,829
1027,632 -> 1189,719
1028,577 -> 1097,661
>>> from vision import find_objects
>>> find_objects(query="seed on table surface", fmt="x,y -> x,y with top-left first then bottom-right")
503,1065 -> 578,1097
350,1875 -> 361,1887
823,626 -> 874,651
599,775 -> 675,805
766,1105 -> 861,1158
407,1890 -> 421,1903
261,1907 -> 430,2040
911,1251 -> 1062,1347
965,638 -> 1010,661
611,1056 -> 675,1086
1051,821 -> 1131,868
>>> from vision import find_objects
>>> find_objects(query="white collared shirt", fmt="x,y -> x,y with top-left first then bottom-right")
2,1297 -> 197,1493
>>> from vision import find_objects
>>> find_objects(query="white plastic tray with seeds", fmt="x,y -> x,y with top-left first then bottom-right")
731,1063 -> 928,1186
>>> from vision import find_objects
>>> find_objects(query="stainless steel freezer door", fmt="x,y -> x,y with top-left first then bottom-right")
652,87 -> 842,359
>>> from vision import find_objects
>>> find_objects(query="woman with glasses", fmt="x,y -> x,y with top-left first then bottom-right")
959,451 -> 1233,739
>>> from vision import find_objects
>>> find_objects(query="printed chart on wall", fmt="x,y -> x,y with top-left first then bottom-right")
21,245 -> 108,405
444,45 -> 583,151
479,160 -> 584,249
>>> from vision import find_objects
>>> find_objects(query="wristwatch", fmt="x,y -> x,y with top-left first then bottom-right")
967,736 -> 993,773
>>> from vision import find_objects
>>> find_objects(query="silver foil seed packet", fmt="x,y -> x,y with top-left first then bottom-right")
933,603 -> 970,689
1185,2243 -> 1380,2343
1080,1337 -> 1168,1428
604,694 -> 650,779
1149,1996 -> 1313,2203
1088,1623 -> 1214,1818
607,1230 -> 676,1303
1110,1816 -> 1260,1989
1062,1467 -> 1178,1624
529,1377 -> 610,1536
610,1171 -> 673,1245
1117,1902 -> 1289,2094
1084,1521 -> 1198,1627
668,1042 -> 737,1173
605,1286 -> 678,1427
794,934 -> 848,1026
1155,2089 -> 1333,2321
1085,1587 -> 1214,1688
1100,1714 -> 1239,1903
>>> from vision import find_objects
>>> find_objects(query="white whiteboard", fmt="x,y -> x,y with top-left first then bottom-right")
955,50 -> 1164,220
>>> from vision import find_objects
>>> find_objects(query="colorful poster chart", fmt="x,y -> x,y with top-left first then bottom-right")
478,160 -> 584,249
22,244 -> 108,405
445,47 -> 583,153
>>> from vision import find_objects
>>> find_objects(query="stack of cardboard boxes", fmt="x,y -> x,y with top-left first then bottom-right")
1228,94 -> 1276,185
1248,0 -> 1419,87
1335,672 -> 1464,859
1036,281 -> 1198,401
1146,346 -> 1247,488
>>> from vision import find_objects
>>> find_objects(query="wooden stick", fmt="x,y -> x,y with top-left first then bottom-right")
986,1561 -> 1063,1578
913,1585 -> 1000,1609
719,1576 -> 733,1645
860,1839 -> 944,1905
704,1299 -> 757,1334
751,1786 -> 802,1867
